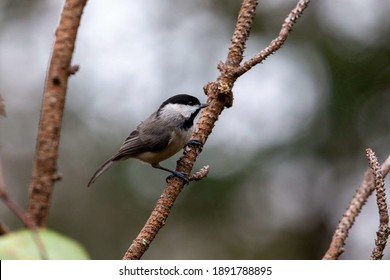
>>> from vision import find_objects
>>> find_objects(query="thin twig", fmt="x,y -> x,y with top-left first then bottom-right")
27,0 -> 88,227
189,165 -> 210,181
0,190 -> 36,230
322,154 -> 390,260
68,64 -> 80,75
366,149 -> 389,260
0,159 -> 48,259
123,0 -> 310,260
0,160 -> 10,236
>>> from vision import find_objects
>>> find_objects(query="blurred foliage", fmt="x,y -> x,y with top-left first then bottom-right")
0,228 -> 89,260
0,0 -> 390,260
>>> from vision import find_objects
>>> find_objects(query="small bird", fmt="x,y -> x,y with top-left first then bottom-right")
87,94 -> 208,186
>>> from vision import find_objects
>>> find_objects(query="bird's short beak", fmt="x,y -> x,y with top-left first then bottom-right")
200,103 -> 208,109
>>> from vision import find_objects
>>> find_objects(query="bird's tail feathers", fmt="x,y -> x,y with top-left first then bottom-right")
87,158 -> 115,187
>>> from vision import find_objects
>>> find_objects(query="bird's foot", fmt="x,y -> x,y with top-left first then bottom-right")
166,171 -> 189,185
185,139 -> 203,147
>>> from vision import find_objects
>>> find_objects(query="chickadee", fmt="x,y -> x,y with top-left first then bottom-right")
87,94 -> 208,186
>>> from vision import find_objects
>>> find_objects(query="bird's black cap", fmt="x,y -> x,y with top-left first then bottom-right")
159,94 -> 201,109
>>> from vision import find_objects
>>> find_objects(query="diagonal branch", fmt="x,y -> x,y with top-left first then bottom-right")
322,153 -> 390,260
27,0 -> 87,227
0,159 -> 48,259
123,0 -> 311,260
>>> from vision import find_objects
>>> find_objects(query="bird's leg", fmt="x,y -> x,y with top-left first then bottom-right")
151,163 -> 189,185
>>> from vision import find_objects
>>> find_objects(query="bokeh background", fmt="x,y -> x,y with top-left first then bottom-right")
1,0 -> 390,259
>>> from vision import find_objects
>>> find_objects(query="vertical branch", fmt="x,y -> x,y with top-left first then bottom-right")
28,0 -> 87,227
366,149 -> 389,260
225,0 -> 258,68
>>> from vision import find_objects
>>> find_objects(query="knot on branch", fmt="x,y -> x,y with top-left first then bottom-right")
68,64 -> 80,75
217,61 -> 239,81
51,172 -> 63,182
204,80 -> 233,108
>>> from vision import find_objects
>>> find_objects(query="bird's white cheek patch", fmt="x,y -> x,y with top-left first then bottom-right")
160,103 -> 197,119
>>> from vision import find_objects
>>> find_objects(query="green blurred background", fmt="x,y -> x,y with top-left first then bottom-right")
1,0 -> 389,259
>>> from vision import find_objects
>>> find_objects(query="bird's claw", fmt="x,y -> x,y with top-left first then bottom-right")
166,171 -> 189,185
185,139 -> 203,147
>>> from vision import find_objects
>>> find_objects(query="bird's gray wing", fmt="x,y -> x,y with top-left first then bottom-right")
88,116 -> 172,186
112,119 -> 172,161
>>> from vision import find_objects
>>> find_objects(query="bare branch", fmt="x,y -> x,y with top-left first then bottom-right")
366,149 -> 389,260
234,0 -> 310,77
225,0 -> 258,68
322,169 -> 375,260
27,0 -> 88,227
217,0 -> 259,108
123,0 -> 310,260
322,153 -> 390,260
